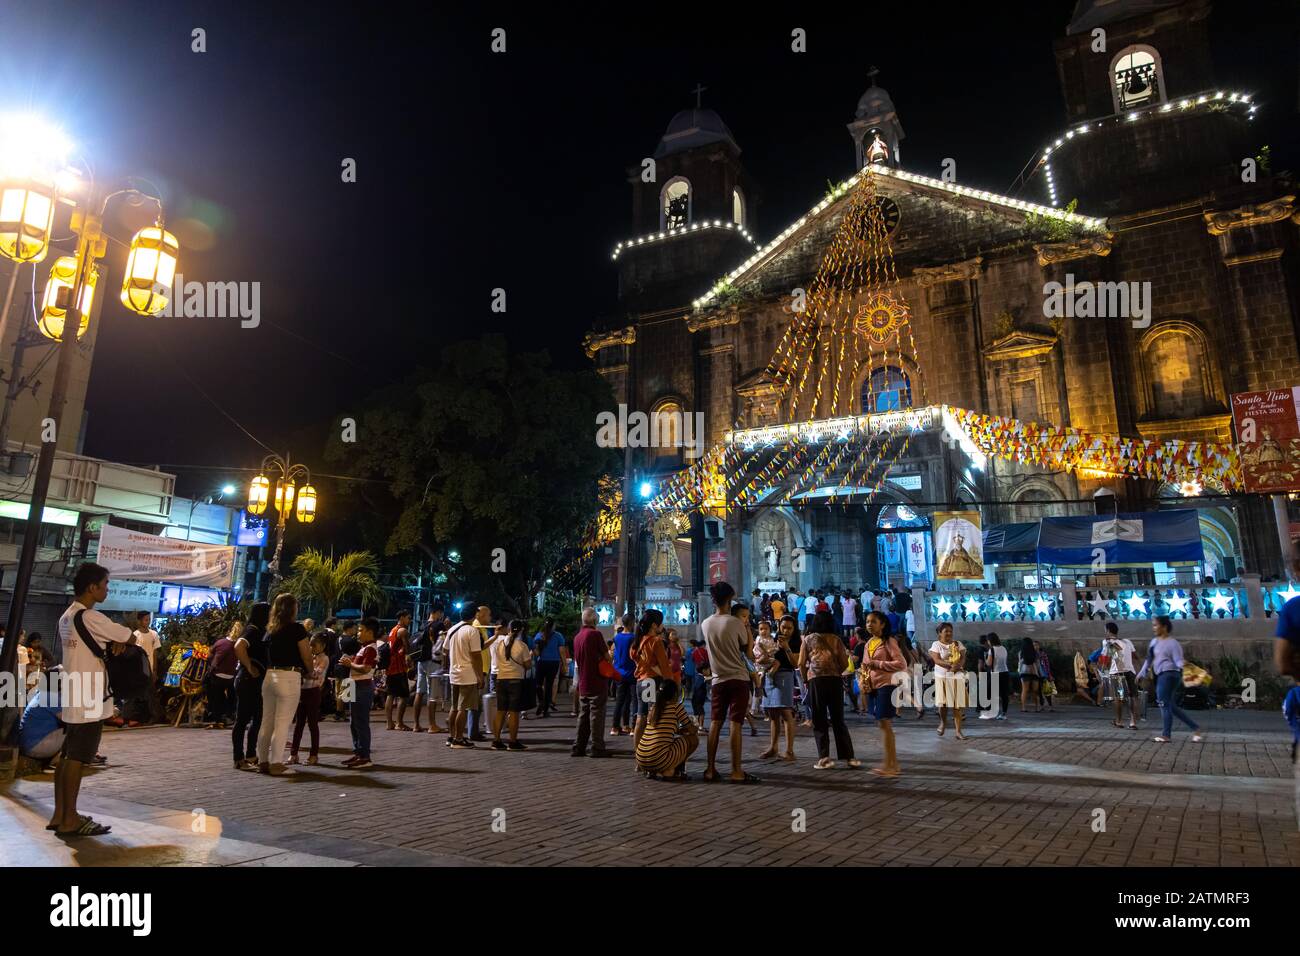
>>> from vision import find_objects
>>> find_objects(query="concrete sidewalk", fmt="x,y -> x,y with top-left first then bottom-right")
3,701 -> 1297,867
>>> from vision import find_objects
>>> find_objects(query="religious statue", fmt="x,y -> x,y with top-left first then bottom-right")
937,530 -> 984,578
866,132 -> 889,165
764,539 -> 781,577
645,513 -> 683,583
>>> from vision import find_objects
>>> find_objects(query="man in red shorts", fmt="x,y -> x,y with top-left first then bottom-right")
700,581 -> 759,783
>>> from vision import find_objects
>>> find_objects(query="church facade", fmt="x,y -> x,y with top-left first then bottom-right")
585,0 -> 1300,611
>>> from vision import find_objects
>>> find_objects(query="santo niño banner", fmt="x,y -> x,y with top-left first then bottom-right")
1232,387 -> 1300,494
97,524 -> 236,588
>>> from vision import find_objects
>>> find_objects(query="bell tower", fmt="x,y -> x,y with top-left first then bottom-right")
617,88 -> 760,313
848,68 -> 905,170
1045,0 -> 1256,214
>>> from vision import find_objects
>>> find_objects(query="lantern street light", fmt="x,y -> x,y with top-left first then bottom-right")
248,452 -> 317,590
0,116 -> 181,682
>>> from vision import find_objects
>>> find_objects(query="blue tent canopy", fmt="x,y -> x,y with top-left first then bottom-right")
1036,509 -> 1204,567
982,522 -> 1040,565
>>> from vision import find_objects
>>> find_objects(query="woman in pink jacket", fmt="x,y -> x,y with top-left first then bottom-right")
861,610 -> 908,777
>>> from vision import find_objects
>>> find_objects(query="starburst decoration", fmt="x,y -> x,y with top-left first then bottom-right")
995,594 -> 1018,617
1123,593 -> 1149,617
1206,590 -> 1235,616
962,596 -> 984,619
933,597 -> 955,619
1030,595 -> 1054,619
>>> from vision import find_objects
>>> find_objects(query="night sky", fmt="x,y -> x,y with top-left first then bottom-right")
1,1 -> 1296,497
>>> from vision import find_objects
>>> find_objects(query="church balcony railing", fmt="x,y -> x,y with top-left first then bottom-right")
726,405 -> 942,450
925,583 -> 1269,626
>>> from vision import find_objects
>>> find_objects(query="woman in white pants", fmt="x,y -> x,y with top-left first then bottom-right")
256,593 -> 313,776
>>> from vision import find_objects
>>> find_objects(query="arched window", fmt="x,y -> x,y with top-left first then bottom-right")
1143,327 -> 1211,419
861,366 -> 912,413
661,178 -> 691,229
651,400 -> 684,457
1111,45 -> 1164,112
1010,486 -> 1066,524
732,188 -> 744,226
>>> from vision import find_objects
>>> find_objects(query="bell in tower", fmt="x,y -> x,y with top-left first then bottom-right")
848,68 -> 905,170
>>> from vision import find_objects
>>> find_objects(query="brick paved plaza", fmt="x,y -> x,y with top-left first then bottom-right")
3,697 -> 1297,867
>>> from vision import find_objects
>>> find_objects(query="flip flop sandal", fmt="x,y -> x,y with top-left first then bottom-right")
1112,721 -> 1124,728
58,817 -> 111,837
700,771 -> 721,782
727,772 -> 761,784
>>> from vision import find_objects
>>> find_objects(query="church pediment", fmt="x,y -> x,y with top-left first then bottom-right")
690,166 -> 1106,314
735,367 -> 779,396
983,329 -> 1059,360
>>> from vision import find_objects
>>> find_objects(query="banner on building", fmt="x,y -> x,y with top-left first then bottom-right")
708,548 -> 727,585
1232,387 -> 1300,494
905,532 -> 928,574
99,579 -> 164,613
98,524 -> 236,588
932,511 -> 984,579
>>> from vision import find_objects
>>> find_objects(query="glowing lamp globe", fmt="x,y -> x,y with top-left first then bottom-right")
247,475 -> 270,515
120,225 -> 178,315
295,484 -> 317,523
0,179 -> 56,263
274,479 -> 296,513
37,256 -> 95,341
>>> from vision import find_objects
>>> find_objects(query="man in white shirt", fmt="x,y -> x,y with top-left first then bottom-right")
1101,622 -> 1140,729
700,581 -> 757,783
50,562 -> 137,836
127,610 -> 163,725
446,604 -> 487,748
801,592 -> 818,628
860,586 -> 876,614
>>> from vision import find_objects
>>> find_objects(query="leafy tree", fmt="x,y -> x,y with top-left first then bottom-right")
327,335 -> 618,618
283,548 -> 387,617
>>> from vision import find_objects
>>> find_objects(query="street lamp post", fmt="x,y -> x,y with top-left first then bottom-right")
246,453 -> 317,593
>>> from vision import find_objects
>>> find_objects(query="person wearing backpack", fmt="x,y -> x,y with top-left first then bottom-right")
411,605 -> 447,734
48,562 -> 140,837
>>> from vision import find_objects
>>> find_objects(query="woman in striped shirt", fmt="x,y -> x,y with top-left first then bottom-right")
634,679 -> 699,780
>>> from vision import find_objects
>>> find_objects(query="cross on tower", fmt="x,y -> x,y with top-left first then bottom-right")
867,66 -> 879,86
692,83 -> 707,109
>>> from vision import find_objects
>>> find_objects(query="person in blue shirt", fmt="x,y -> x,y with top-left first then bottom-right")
1284,686 -> 1300,762
531,619 -> 569,718
610,614 -> 637,736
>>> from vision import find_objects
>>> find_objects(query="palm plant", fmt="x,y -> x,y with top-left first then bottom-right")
283,548 -> 387,618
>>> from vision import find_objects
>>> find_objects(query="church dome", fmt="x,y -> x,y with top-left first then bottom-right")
855,83 -> 897,121
654,108 -> 739,158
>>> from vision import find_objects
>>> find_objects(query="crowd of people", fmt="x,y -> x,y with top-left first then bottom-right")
22,544 -> 1300,836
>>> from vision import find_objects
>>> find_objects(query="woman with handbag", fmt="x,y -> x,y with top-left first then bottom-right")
255,593 -> 313,776
1137,616 -> 1204,743
797,610 -> 860,769
1035,640 -> 1056,712
489,620 -> 533,750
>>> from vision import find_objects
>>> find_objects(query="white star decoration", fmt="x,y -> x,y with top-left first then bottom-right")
1165,594 -> 1190,616
1088,593 -> 1110,617
1207,591 -> 1234,615
934,597 -> 954,619
1123,594 -> 1149,616
962,596 -> 983,619
1276,583 -> 1300,605
995,595 -> 1018,617
1030,595 -> 1053,619
597,606 -> 613,625
675,604 -> 692,624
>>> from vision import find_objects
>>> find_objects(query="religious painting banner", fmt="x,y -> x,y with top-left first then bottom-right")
1231,387 -> 1300,494
932,511 -> 984,579
905,532 -> 928,574
98,524 -> 236,588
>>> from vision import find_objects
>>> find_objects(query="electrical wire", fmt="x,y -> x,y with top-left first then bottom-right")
147,335 -> 277,454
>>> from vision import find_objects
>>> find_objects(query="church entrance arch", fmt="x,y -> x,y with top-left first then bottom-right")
750,508 -> 807,593
870,501 -> 931,591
